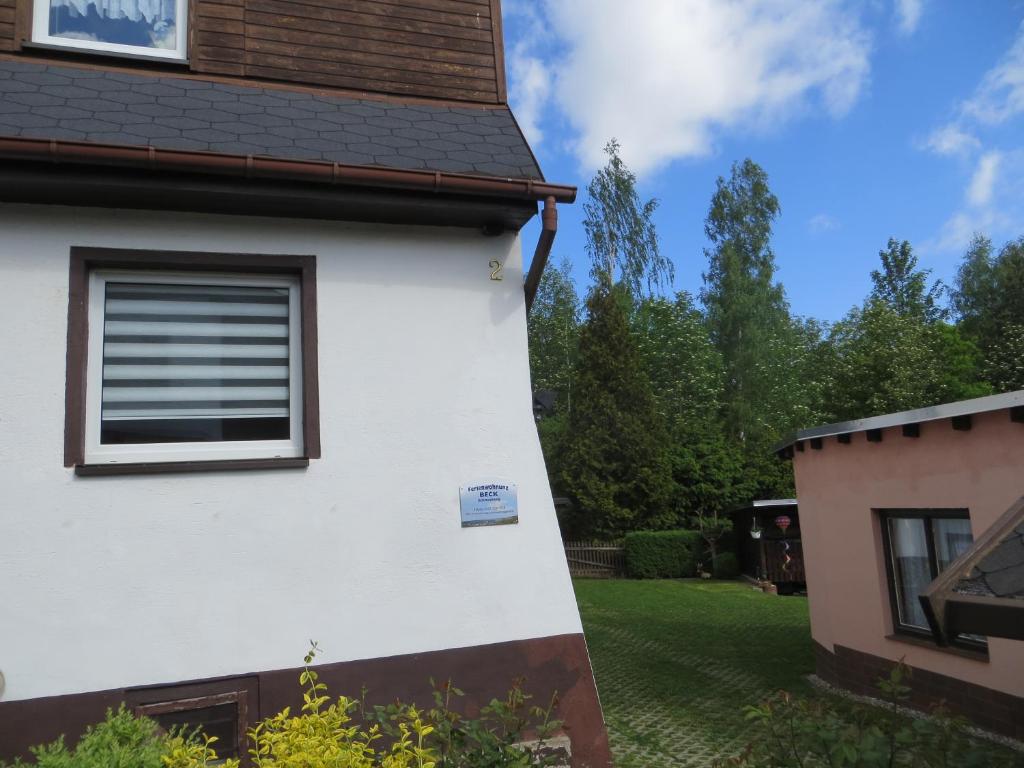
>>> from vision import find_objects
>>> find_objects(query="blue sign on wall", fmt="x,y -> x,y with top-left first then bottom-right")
459,481 -> 518,527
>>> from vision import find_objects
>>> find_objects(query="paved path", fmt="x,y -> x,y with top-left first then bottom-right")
574,581 -> 813,768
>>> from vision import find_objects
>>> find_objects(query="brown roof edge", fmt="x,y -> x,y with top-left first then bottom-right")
0,136 -> 577,207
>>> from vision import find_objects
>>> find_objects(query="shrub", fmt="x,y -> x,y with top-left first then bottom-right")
1,704 -> 172,768
712,552 -> 739,580
624,529 -> 700,578
714,662 -> 1020,768
6,645 -> 566,768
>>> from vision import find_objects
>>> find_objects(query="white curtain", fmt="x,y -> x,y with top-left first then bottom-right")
890,518 -> 931,629
49,0 -> 175,24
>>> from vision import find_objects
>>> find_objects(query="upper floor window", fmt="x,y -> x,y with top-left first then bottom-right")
33,0 -> 188,60
879,509 -> 985,650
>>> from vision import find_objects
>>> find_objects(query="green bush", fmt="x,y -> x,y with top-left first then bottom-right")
713,552 -> 740,580
1,705 -> 175,768
714,663 -> 1020,767
7,644 -> 567,768
624,529 -> 700,578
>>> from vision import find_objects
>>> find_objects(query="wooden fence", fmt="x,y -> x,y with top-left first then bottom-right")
564,541 -> 626,578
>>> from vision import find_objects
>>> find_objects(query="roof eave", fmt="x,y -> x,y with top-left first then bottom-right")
0,136 -> 577,208
774,390 -> 1024,454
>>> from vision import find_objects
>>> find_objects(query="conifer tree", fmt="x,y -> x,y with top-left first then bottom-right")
556,275 -> 676,539
555,140 -> 676,539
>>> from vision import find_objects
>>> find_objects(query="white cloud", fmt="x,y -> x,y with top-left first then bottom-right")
504,0 -> 552,146
507,0 -> 871,175
961,22 -> 1024,125
919,25 -> 1024,252
509,52 -> 551,146
966,151 -> 1001,208
893,0 -> 923,36
918,124 -> 979,157
930,210 -> 998,253
808,213 -> 839,233
926,150 -> 1024,253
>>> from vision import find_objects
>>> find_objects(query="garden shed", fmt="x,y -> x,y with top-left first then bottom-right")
728,499 -> 805,592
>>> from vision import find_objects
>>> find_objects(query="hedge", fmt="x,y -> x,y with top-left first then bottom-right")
623,529 -> 701,578
712,551 -> 740,580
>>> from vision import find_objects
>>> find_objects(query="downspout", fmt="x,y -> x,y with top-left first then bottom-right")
523,196 -> 557,313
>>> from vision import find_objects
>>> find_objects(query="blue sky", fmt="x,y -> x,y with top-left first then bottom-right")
506,1 -> 1024,323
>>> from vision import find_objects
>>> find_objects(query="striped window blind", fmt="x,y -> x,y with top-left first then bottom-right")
99,280 -> 293,444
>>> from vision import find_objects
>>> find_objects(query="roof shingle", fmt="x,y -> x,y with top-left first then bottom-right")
0,60 -> 543,181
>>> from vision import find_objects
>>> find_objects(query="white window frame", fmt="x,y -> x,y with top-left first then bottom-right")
84,270 -> 304,465
32,0 -> 189,61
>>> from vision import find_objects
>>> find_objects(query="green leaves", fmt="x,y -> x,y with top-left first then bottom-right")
556,281 -> 677,539
951,235 -> 1024,393
715,663 -> 1018,768
869,238 -> 946,323
824,301 -> 989,422
583,139 -> 673,297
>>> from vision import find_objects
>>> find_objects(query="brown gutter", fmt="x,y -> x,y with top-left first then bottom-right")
0,136 -> 577,205
523,196 -> 557,313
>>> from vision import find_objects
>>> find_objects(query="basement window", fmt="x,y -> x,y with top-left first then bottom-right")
136,693 -> 245,762
32,0 -> 188,60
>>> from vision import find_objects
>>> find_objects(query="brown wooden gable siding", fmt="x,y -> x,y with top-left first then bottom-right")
1,0 -> 505,103
0,0 -> 15,52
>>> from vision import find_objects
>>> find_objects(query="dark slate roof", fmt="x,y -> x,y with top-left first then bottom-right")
955,522 -> 1024,601
0,60 -> 542,180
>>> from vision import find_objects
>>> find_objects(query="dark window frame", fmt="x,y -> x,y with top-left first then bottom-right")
65,247 -> 320,475
878,508 -> 987,654
135,691 -> 247,763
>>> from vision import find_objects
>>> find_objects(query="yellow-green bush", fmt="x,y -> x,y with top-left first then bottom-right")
5,644 -> 565,768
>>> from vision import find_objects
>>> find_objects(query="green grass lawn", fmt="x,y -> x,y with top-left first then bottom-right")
574,579 -> 814,767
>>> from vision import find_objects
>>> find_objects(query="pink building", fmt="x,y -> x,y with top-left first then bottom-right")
779,391 -> 1024,740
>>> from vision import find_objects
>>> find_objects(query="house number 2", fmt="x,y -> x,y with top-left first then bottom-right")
489,259 -> 504,281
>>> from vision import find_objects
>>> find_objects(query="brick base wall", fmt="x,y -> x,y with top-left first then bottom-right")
813,641 -> 1024,741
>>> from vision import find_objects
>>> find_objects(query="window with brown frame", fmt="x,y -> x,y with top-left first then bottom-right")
136,692 -> 246,762
65,247 -> 319,475
878,509 -> 986,652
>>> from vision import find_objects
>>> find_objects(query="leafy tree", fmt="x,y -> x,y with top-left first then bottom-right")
825,300 -> 988,421
951,235 -> 1024,392
527,257 -> 581,413
555,277 -> 676,539
700,158 -> 789,445
632,292 -> 748,515
698,159 -> 822,499
583,139 -> 673,295
982,323 -> 1024,392
950,234 -> 996,339
869,238 -> 945,321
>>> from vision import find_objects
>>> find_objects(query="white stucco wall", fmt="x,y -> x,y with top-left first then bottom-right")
0,203 -> 582,703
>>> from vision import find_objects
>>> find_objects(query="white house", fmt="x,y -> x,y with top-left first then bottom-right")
0,2 -> 611,765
